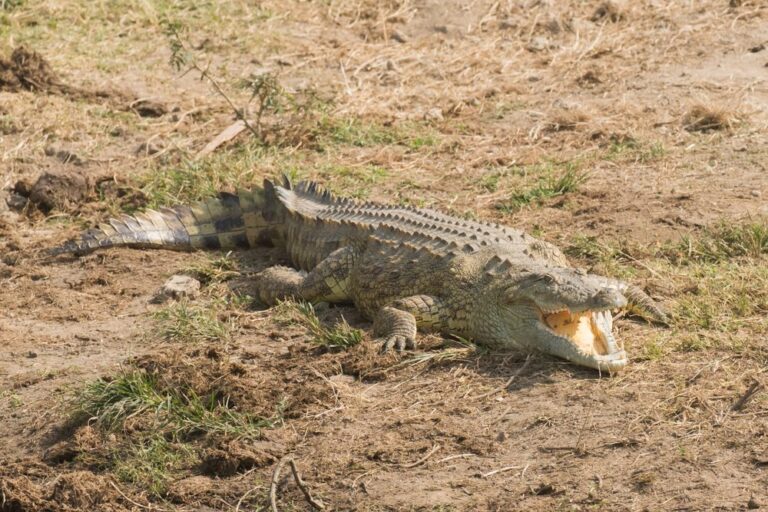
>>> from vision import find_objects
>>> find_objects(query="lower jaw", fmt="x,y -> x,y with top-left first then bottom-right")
580,351 -> 628,372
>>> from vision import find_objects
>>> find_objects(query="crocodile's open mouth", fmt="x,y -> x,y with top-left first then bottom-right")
542,309 -> 621,357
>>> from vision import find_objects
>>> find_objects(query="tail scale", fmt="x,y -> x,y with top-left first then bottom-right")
49,186 -> 274,256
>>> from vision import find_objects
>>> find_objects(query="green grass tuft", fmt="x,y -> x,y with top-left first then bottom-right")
276,300 -> 363,350
605,138 -> 665,163
112,436 -> 196,497
74,371 -> 166,430
670,221 -> 768,263
670,260 -> 767,348
566,235 -> 620,262
322,118 -> 400,147
478,167 -> 520,192
315,117 -> 438,151
183,253 -> 240,284
140,143 -> 265,208
499,163 -> 588,212
73,369 -> 273,497
154,301 -> 231,343
317,164 -> 389,199
639,338 -> 667,361
0,0 -> 23,12
73,371 -> 272,438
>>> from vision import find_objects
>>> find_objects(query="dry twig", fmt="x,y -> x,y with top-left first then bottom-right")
109,481 -> 161,511
270,457 -> 326,511
399,443 -> 441,468
234,484 -> 262,512
434,453 -> 476,464
269,456 -> 289,512
481,465 -> 521,478
472,355 -> 531,400
196,120 -> 249,160
732,379 -> 764,412
289,459 -> 326,510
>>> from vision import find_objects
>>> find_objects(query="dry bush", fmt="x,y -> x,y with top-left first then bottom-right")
682,103 -> 741,132
591,1 -> 624,23
545,108 -> 591,132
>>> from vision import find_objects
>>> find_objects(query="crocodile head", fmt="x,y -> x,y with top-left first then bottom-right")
486,266 -> 629,372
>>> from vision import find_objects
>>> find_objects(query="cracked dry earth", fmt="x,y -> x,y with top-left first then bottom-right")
1,1 -> 768,511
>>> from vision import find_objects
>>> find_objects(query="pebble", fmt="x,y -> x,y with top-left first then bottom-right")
155,275 -> 201,302
424,107 -> 444,122
135,140 -> 164,156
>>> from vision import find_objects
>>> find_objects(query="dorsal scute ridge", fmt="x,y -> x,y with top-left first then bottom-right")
485,255 -> 514,274
370,223 -> 460,256
281,181 -> 526,252
292,180 -> 341,206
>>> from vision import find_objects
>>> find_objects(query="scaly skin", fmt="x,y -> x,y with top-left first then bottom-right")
52,177 -> 668,372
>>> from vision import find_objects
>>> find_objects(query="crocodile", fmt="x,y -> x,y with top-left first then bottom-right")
52,176 -> 667,372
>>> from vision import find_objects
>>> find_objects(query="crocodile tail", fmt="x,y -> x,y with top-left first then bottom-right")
621,283 -> 669,326
49,186 -> 276,256
596,276 -> 668,325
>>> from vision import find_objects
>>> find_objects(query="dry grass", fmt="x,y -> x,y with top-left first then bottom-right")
544,108 -> 591,133
683,103 -> 742,133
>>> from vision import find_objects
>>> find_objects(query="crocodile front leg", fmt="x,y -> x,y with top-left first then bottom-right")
256,246 -> 356,305
373,295 -> 446,352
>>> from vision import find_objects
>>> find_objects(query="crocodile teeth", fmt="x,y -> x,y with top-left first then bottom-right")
592,310 -> 615,350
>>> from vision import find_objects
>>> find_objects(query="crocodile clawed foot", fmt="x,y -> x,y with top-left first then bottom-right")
376,335 -> 416,353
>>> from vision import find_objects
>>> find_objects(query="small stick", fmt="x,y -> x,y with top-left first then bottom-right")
481,465 -> 521,478
732,380 -> 763,412
351,470 -> 375,489
289,459 -> 326,510
196,120 -> 248,160
399,443 -> 441,468
269,456 -> 290,512
108,481 -> 159,511
472,355 -> 531,400
234,485 -> 261,512
434,453 -> 476,464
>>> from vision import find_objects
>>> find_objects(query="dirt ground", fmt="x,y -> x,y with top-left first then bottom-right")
1,1 -> 767,511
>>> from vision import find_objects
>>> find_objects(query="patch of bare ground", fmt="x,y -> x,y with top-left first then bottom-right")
1,0 -> 767,510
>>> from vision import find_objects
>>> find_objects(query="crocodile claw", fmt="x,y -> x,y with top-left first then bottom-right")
377,335 -> 416,353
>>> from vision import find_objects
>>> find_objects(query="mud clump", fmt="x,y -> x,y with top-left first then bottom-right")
43,425 -> 106,466
49,471 -> 115,510
44,146 -> 84,166
26,171 -> 93,213
200,439 -> 284,477
591,1 -> 624,23
132,344 -> 336,420
0,46 -> 126,102
0,46 -> 60,93
166,476 -> 215,503
0,461 -> 135,512
130,98 -> 168,118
